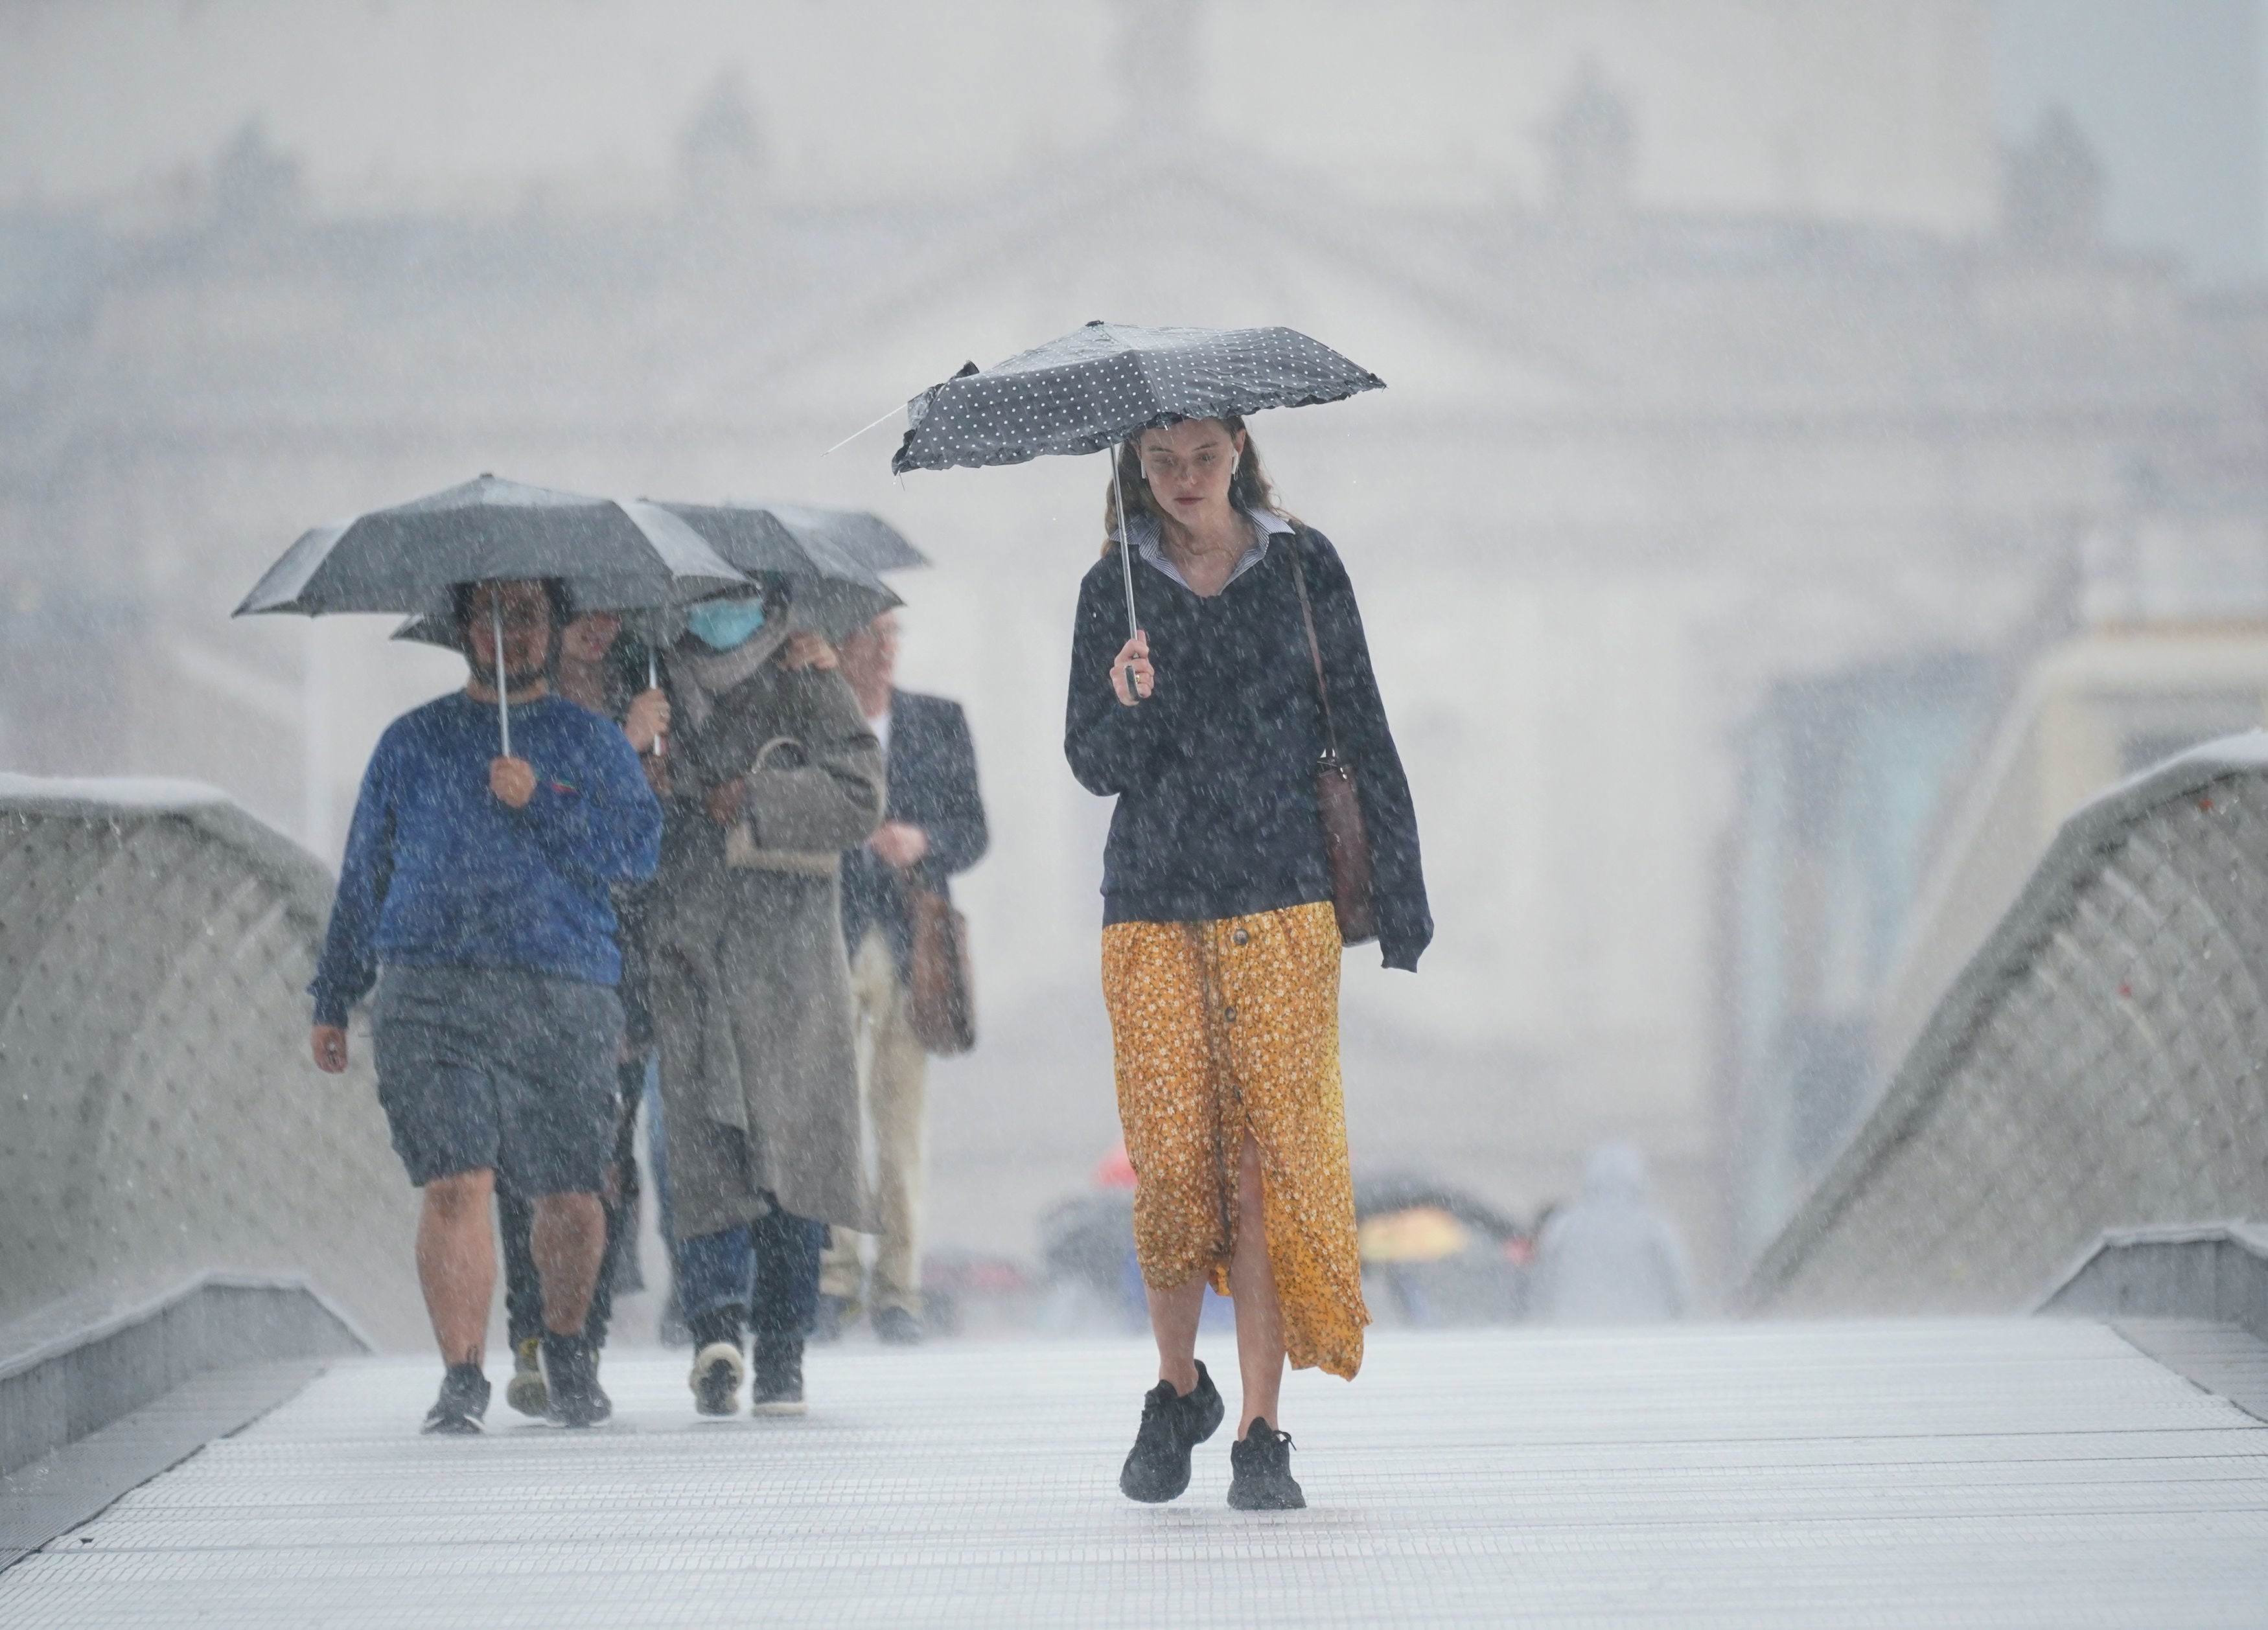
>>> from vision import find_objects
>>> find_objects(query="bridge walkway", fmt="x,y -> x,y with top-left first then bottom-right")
3,1319 -> 2265,1627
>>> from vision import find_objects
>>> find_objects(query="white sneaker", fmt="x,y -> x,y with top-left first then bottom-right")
689,1342 -> 744,1416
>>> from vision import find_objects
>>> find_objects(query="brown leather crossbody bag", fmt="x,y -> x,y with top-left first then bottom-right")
1287,535 -> 1379,946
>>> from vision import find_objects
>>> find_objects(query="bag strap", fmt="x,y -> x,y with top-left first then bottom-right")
1286,529 -> 1341,761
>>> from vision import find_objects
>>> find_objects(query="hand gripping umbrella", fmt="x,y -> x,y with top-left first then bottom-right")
889,321 -> 1383,645
235,473 -> 752,753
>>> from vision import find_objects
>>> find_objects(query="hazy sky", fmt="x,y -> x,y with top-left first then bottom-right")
1994,0 -> 2265,281
2,2 -> 2263,277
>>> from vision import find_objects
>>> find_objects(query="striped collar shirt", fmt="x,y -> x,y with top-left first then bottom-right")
1125,507 -> 1295,594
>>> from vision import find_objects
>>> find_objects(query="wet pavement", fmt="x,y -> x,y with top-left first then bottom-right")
5,1319 -> 2267,1627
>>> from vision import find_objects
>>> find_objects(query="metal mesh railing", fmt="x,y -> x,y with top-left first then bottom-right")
1746,735 -> 2268,1313
0,780 -> 424,1348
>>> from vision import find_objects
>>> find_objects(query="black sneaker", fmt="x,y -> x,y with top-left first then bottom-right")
1227,1419 -> 1305,1510
751,1333 -> 807,1415
872,1305 -> 923,1346
541,1332 -> 608,1428
1118,1360 -> 1223,1503
422,1362 -> 489,1435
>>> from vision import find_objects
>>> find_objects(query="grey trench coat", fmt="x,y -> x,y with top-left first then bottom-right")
648,654 -> 885,1240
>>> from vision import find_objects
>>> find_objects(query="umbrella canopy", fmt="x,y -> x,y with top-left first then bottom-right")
765,503 -> 930,573
233,474 -> 751,621
654,503 -> 906,642
890,320 -> 1384,474
391,498 -> 906,650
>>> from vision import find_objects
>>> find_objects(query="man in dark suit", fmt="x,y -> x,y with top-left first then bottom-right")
819,610 -> 989,1344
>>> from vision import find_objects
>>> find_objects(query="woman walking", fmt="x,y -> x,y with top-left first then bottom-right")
1065,415 -> 1430,1510
645,584 -> 885,1416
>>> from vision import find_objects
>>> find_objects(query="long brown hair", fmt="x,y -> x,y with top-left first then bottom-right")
1100,415 -> 1281,555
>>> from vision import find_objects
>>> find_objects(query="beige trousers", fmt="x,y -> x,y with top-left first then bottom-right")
819,926 -> 932,1313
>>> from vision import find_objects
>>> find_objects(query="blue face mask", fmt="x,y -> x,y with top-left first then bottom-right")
685,597 -> 767,652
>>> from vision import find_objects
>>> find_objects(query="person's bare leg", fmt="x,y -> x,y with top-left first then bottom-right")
530,1191 -> 607,1335
418,1169 -> 497,1366
1146,1278 -> 1205,1395
1227,1134 -> 1286,1436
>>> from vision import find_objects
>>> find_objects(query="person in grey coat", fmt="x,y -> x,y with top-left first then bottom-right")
1529,1142 -> 1695,1324
645,588 -> 885,1415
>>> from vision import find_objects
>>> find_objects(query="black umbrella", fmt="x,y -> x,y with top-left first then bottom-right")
236,474 -> 751,753
888,321 -> 1382,639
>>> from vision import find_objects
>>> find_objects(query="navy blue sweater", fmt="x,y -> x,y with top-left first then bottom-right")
310,691 -> 663,1025
1064,526 -> 1431,971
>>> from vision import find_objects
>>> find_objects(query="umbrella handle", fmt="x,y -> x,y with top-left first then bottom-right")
1110,448 -> 1141,707
648,647 -> 665,757
494,599 -> 511,757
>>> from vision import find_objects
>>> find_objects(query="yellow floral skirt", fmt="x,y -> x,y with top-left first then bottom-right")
1100,900 -> 1368,1380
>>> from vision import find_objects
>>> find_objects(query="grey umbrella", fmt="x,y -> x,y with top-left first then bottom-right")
888,321 -> 1382,641
236,474 -> 751,752
393,498 -> 908,650
390,499 -> 907,652
765,504 -> 930,574
652,502 -> 908,642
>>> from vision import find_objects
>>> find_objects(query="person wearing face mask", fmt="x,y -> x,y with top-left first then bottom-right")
1065,416 -> 1430,1511
643,583 -> 886,1416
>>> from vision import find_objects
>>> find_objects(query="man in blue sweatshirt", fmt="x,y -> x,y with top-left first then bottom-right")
310,577 -> 663,1432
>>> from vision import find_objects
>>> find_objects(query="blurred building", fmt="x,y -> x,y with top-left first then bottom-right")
1718,454 -> 2268,1262
1714,652 -> 1998,1260
6,1 -> 2268,1285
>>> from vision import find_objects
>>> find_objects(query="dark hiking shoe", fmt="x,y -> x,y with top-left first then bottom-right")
505,1337 -> 548,1418
422,1362 -> 489,1435
1227,1419 -> 1305,1510
542,1333 -> 608,1428
1118,1360 -> 1223,1503
750,1334 -> 807,1415
690,1341 -> 744,1416
872,1305 -> 923,1346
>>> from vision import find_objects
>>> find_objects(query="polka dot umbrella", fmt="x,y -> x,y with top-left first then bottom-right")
887,320 -> 1384,641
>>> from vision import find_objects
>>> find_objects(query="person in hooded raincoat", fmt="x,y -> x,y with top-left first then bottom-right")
645,584 -> 885,1416
1529,1142 -> 1695,1324
1065,415 -> 1431,1511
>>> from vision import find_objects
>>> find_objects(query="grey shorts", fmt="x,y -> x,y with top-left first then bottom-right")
371,965 -> 623,1195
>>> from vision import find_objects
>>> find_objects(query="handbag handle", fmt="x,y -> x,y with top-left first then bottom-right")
1286,531 -> 1341,762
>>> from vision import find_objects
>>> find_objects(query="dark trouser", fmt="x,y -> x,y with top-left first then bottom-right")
501,1062 -> 645,1348
678,1202 -> 827,1341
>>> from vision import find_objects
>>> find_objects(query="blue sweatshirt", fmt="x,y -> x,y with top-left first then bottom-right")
309,691 -> 663,1026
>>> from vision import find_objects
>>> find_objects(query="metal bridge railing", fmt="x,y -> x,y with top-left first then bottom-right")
1746,735 -> 2268,1313
0,777 -> 423,1351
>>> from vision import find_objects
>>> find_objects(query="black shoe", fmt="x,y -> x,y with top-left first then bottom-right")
422,1362 -> 489,1435
1118,1360 -> 1223,1503
872,1305 -> 923,1346
541,1332 -> 608,1428
751,1334 -> 807,1415
1227,1419 -> 1305,1510
811,1294 -> 851,1345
